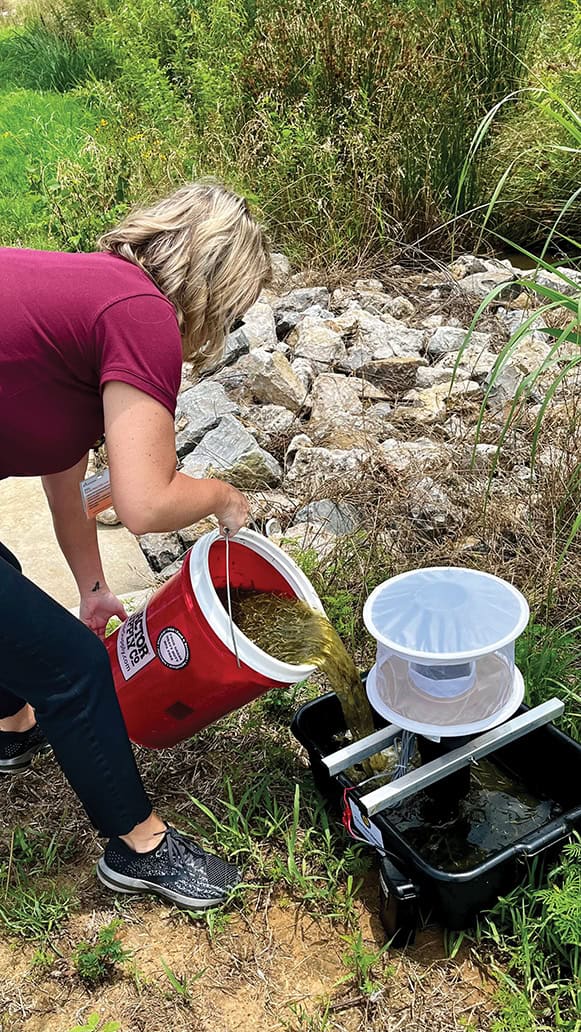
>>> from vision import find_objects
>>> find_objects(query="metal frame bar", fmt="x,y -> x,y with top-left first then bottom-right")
322,724 -> 402,776
360,698 -> 564,817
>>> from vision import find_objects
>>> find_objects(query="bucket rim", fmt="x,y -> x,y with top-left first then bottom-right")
189,528 -> 326,682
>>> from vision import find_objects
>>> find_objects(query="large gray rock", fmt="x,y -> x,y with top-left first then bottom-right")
284,433 -> 313,470
242,403 -> 297,437
247,348 -> 308,412
496,308 -> 546,337
427,326 -> 492,359
216,348 -> 307,412
456,268 -> 518,300
336,305 -> 425,363
352,288 -> 396,317
138,532 -> 183,573
291,357 -> 317,390
448,254 -> 489,279
408,477 -> 460,531
437,341 -> 498,382
294,499 -> 362,536
182,415 -> 282,489
240,301 -> 278,350
175,382 -> 239,458
394,379 -> 482,425
416,365 -> 470,388
213,354 -> 258,400
530,267 -> 581,299
486,336 -> 554,409
274,303 -> 335,338
274,287 -> 331,336
308,373 -> 363,429
284,445 -> 369,492
289,317 -> 348,370
200,327 -> 250,377
178,519 -> 217,551
270,252 -> 292,291
380,438 -> 452,473
385,295 -> 416,320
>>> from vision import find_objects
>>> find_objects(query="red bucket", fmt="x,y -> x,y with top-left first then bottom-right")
105,529 -> 325,748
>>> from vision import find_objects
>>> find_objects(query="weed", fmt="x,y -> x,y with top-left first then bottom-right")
160,957 -> 205,1002
72,919 -> 132,984
68,1016 -> 121,1032
282,1001 -> 332,1031
2,825 -> 77,879
517,621 -> 581,739
204,907 -> 232,940
6,0 -> 563,262
30,947 -> 56,975
338,929 -> 392,997
491,989 -> 536,1032
0,85 -> 95,250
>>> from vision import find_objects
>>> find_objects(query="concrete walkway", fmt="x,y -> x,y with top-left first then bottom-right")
0,477 -> 152,607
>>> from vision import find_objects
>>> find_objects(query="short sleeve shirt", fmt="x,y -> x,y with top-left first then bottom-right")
0,248 -> 183,477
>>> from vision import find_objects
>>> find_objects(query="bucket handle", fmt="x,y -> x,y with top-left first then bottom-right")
514,819 -> 570,859
223,529 -> 241,668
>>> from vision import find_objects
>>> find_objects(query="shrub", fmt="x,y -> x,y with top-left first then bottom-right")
10,0 -> 552,262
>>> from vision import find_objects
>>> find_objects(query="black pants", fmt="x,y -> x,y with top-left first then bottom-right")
0,541 -> 152,836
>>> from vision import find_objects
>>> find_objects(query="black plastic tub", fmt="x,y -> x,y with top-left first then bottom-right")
291,692 -> 581,945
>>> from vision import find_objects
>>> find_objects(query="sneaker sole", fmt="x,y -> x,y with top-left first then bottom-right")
0,743 -> 52,773
96,857 -> 235,910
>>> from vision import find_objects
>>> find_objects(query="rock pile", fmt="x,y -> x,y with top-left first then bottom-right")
132,253 -> 580,578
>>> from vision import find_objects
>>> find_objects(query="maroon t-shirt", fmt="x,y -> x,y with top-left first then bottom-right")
0,248 -> 183,477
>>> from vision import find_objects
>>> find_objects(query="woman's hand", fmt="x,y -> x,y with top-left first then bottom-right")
215,483 -> 249,537
80,586 -> 127,640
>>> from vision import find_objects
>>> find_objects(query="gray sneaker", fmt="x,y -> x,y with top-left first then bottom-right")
97,826 -> 241,909
0,724 -> 51,773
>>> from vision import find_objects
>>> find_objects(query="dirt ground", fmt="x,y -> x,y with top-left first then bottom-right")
0,732 -> 499,1032
0,880 -> 496,1032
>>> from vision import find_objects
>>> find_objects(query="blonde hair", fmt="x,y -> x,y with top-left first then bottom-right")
98,181 -> 272,374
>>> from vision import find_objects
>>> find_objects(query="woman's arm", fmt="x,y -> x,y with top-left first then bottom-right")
102,381 -> 249,536
41,454 -> 127,637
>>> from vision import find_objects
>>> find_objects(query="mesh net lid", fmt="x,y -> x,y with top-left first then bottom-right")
363,567 -> 529,663
366,651 -> 525,737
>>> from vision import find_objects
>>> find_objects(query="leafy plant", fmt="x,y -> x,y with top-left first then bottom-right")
281,1001 -> 332,1032
451,85 -> 580,579
68,1016 -> 121,1032
72,919 -> 132,984
477,840 -> 581,1028
338,929 -> 392,997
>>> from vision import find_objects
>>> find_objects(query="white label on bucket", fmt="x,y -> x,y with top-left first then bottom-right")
348,798 -> 385,851
116,606 -> 155,681
156,627 -> 190,670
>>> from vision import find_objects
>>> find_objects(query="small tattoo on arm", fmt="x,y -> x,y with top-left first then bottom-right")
91,581 -> 101,593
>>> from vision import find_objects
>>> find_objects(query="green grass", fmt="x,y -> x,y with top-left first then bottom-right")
183,775 -> 369,923
0,86 -> 95,249
6,0 -> 567,263
517,622 -> 581,739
